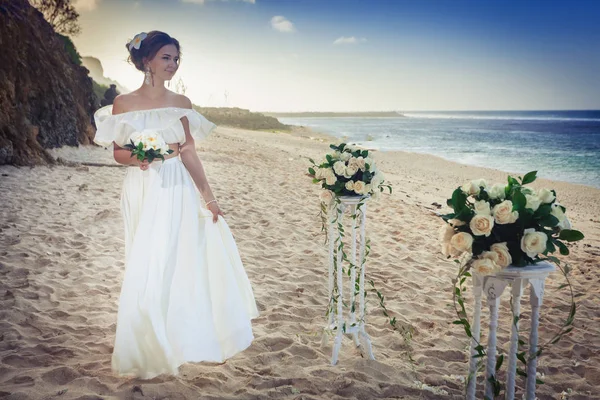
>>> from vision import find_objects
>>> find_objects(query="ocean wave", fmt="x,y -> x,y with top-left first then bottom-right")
403,113 -> 600,122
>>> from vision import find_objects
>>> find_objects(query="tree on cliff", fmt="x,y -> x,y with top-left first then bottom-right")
29,0 -> 81,36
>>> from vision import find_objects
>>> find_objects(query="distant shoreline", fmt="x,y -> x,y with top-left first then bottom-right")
263,111 -> 405,118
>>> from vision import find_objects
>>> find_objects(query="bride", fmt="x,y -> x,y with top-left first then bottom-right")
93,31 -> 259,379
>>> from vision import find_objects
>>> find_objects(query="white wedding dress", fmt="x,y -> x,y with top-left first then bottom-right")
94,106 -> 259,379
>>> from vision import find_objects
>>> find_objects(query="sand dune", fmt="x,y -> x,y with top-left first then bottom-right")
0,126 -> 598,399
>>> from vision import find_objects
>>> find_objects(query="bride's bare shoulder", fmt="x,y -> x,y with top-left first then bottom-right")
111,93 -> 137,115
167,91 -> 193,110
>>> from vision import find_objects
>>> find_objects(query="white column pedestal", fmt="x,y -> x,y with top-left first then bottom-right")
467,262 -> 555,400
323,195 -> 375,365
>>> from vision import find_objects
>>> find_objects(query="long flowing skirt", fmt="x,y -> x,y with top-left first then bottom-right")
112,157 -> 259,379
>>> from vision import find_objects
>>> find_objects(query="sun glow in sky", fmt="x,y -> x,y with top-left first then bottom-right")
72,0 -> 600,112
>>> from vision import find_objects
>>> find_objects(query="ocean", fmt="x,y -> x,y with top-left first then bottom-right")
279,110 -> 600,188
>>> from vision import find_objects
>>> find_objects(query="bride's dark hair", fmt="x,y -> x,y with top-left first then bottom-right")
126,31 -> 181,71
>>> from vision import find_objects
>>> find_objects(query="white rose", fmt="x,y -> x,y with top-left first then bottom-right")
490,242 -> 512,268
525,194 -> 542,211
450,232 -> 474,253
521,228 -> 548,258
493,200 -> 519,225
474,200 -> 492,215
480,251 -> 499,265
364,156 -> 374,168
461,181 -> 480,196
487,184 -> 506,200
340,152 -> 352,161
371,189 -> 381,201
442,242 -> 459,257
315,168 -> 326,180
550,203 -> 571,229
345,180 -> 355,191
472,258 -> 500,276
363,184 -> 372,194
333,161 -> 346,176
448,218 -> 466,227
538,188 -> 555,204
353,181 -> 366,195
469,214 -> 494,237
439,223 -> 455,244
473,179 -> 488,190
325,174 -> 337,186
345,165 -> 359,178
320,190 -> 334,204
356,157 -> 366,171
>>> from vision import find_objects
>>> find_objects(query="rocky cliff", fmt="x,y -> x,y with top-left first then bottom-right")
0,0 -> 98,165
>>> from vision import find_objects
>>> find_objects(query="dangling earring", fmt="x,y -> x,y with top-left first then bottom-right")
144,68 -> 151,85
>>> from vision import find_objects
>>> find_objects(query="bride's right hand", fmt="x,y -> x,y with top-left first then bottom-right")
138,159 -> 151,171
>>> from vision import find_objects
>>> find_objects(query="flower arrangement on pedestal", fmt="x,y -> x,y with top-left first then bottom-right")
439,171 -> 584,397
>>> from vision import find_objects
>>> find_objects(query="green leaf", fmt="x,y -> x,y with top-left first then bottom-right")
516,368 -> 528,378
536,378 -> 545,385
535,204 -> 552,218
308,167 -> 316,175
308,157 -> 315,164
554,240 -> 569,255
495,354 -> 504,371
559,229 -> 585,242
545,239 -> 556,254
512,190 -> 526,211
521,171 -> 538,185
538,214 -> 560,227
517,352 -> 527,366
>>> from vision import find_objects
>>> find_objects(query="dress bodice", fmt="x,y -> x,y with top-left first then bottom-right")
93,105 -> 216,148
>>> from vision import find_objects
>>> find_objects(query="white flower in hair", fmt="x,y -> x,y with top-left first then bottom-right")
128,32 -> 148,51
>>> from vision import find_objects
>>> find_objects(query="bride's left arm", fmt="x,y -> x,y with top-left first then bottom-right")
179,116 -> 223,221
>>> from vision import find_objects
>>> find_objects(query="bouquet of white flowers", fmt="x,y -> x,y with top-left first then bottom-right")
307,143 -> 392,203
439,171 -> 584,275
124,132 -> 174,163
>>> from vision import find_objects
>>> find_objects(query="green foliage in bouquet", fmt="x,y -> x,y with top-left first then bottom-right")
124,139 -> 174,164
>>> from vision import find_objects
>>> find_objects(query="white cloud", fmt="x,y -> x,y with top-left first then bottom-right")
73,0 -> 100,11
270,16 -> 295,33
333,36 -> 367,45
182,0 -> 255,4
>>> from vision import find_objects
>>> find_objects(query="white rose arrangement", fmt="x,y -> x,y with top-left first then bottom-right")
124,131 -> 174,163
308,143 -> 392,205
441,171 -> 584,395
439,171 -> 584,276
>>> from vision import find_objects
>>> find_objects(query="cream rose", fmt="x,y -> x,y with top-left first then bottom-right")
345,180 -> 355,191
480,251 -> 500,264
333,161 -> 346,176
320,190 -> 334,204
474,200 -> 492,215
356,156 -> 367,171
492,200 -> 519,225
521,228 -> 547,258
450,232 -> 474,253
340,152 -> 352,161
538,188 -> 555,204
472,258 -> 500,276
371,189 -> 381,201
448,218 -> 466,227
525,194 -> 542,211
550,203 -> 571,229
461,181 -> 480,196
439,223 -> 455,244
345,165 -> 359,178
487,184 -> 506,200
469,214 -> 494,237
490,242 -> 512,268
353,181 -> 366,195
325,170 -> 337,186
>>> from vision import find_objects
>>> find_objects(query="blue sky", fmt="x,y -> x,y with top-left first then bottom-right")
73,0 -> 600,111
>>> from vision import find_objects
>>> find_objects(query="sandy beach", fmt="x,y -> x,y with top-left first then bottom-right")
1,126 -> 598,400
